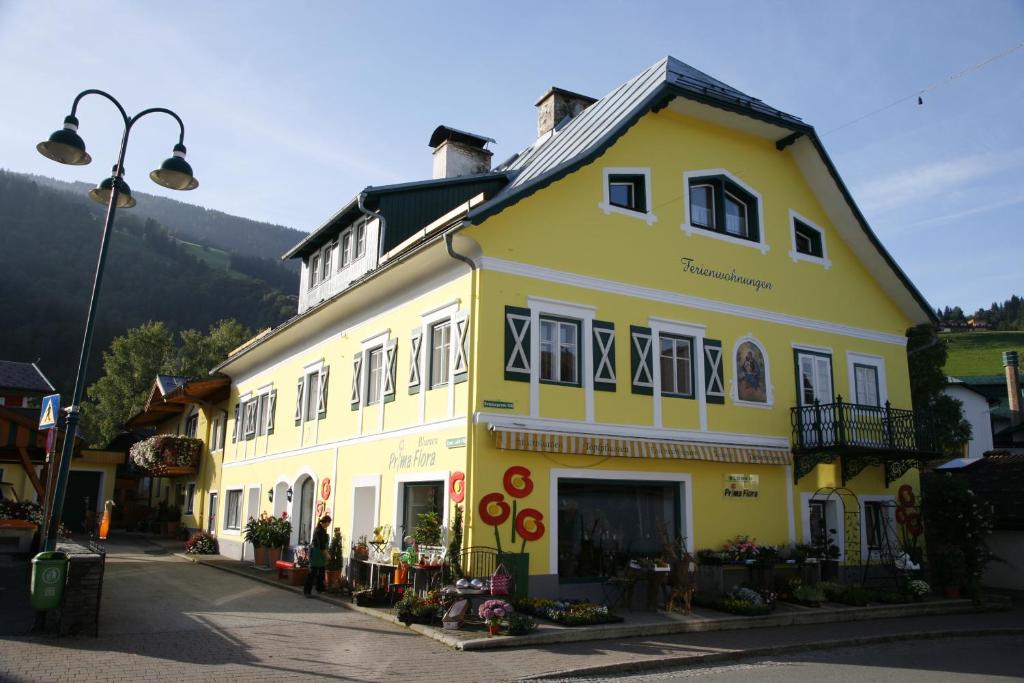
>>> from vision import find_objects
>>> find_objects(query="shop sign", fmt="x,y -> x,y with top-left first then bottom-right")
483,399 -> 514,409
680,256 -> 774,293
387,436 -> 438,470
446,437 -> 466,449
723,473 -> 759,498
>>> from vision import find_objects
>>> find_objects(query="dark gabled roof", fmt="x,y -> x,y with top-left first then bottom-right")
282,171 -> 511,261
156,375 -> 189,397
0,361 -> 55,394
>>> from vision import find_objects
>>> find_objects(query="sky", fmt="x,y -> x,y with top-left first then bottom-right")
0,1 -> 1021,314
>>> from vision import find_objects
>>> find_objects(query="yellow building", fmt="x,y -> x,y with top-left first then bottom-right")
207,57 -> 937,596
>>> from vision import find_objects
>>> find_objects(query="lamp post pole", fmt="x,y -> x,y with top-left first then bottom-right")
38,90 -> 198,551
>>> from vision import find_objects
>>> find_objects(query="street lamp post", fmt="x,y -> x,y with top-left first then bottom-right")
36,89 -> 199,551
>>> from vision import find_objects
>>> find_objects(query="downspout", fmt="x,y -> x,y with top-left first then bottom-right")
357,192 -> 387,266
444,225 -> 477,551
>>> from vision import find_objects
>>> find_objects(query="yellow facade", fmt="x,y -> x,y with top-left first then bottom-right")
187,60 -> 931,598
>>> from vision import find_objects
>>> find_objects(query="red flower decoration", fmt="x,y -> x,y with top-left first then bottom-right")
503,466 -> 534,499
514,508 -> 545,542
897,485 -> 916,507
450,471 -> 466,504
320,478 -> 332,500
479,492 -> 510,526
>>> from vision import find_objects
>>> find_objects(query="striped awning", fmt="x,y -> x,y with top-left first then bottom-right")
490,426 -> 792,465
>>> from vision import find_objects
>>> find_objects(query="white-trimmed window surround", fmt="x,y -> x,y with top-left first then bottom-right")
526,297 -> 596,421
730,335 -> 775,408
649,317 -> 707,431
224,488 -> 244,532
540,316 -> 581,386
339,220 -> 367,270
860,496 -> 897,561
847,352 -> 886,407
658,334 -> 693,398
681,169 -> 767,253
788,210 -> 831,268
366,346 -> 383,404
415,301 -> 463,422
429,320 -> 451,389
599,167 -> 657,225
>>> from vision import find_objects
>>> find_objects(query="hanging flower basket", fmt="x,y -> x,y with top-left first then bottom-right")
129,435 -> 202,476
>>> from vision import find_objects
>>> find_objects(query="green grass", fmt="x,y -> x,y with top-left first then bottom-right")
942,331 -> 1024,376
178,240 -> 231,270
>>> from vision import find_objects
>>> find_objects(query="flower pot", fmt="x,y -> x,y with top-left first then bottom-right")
943,585 -> 961,599
267,546 -> 283,567
253,546 -> 268,568
325,569 -> 342,590
488,623 -> 501,636
288,567 -> 309,586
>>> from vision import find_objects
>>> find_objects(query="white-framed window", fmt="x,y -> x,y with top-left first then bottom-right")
429,320 -> 451,389
185,482 -> 196,515
224,489 -> 243,531
599,167 -> 656,224
659,333 -> 693,398
340,231 -> 353,269
309,253 -> 321,287
304,370 -> 320,421
788,210 -> 831,268
211,414 -> 225,450
539,316 -> 580,386
243,398 -> 257,440
682,169 -> 767,253
338,220 -> 368,271
860,496 -> 897,560
846,352 -> 887,408
184,411 -> 199,439
366,346 -> 383,404
355,221 -> 367,259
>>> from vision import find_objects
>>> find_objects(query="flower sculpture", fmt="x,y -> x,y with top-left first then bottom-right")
477,466 -> 545,553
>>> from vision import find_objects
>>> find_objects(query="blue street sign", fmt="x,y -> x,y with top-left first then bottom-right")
39,394 -> 60,430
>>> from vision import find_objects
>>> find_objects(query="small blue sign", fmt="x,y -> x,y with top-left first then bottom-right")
38,394 -> 60,430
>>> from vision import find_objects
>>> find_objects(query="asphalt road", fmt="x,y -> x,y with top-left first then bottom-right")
559,635 -> 1024,682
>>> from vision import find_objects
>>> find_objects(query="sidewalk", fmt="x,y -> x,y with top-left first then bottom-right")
183,543 -> 1022,678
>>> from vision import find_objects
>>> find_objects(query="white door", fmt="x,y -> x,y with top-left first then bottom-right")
797,351 -> 833,446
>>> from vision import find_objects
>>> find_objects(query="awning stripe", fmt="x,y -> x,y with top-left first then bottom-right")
490,426 -> 791,465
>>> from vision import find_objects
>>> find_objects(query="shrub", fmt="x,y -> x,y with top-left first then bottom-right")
506,612 -> 537,636
791,584 -> 824,606
326,528 -> 344,571
922,473 -> 994,595
184,530 -> 218,555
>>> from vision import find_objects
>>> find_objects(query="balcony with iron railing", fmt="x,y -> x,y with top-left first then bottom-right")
790,397 -> 940,486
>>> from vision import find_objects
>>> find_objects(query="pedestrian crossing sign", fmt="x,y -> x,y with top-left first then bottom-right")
38,394 -> 60,430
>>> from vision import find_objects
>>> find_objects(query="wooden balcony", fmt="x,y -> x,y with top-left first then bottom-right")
790,398 -> 940,486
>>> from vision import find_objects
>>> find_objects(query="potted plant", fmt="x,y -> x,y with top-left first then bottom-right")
184,530 -> 219,555
478,599 -> 512,636
414,511 -> 442,547
352,535 -> 369,560
325,528 -> 344,590
816,530 -> 841,581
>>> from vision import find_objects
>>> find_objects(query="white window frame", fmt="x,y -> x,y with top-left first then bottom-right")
688,182 -> 715,229
598,166 -> 657,225
223,487 -> 244,532
394,471 -> 449,551
649,317 -> 707,431
539,316 -> 581,386
184,410 -> 199,439
428,319 -> 451,389
185,482 -> 196,515
681,169 -> 768,253
365,346 -> 384,405
788,210 -> 832,268
801,493 -> 845,561
253,384 -> 274,435
846,352 -> 887,407
859,495 -> 897,562
338,220 -> 367,272
730,335 -> 775,408
658,333 -> 693,398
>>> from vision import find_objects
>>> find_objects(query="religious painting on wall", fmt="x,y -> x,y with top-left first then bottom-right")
735,341 -> 767,403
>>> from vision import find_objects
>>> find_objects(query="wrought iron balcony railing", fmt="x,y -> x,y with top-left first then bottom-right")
791,398 -> 938,456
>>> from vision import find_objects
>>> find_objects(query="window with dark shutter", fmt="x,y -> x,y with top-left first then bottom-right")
630,326 -> 654,395
703,339 -> 725,404
409,329 -> 422,394
384,340 -> 397,403
351,352 -> 363,410
592,321 -> 616,391
504,306 -> 531,382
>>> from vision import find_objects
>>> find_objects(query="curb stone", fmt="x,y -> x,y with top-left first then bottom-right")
521,627 -> 1024,680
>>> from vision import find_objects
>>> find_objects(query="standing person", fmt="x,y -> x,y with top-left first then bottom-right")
304,515 -> 331,597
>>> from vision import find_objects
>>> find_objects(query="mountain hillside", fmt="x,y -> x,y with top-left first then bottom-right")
942,331 -> 1024,377
0,170 -> 300,396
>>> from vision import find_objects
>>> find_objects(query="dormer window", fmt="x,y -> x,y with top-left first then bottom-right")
310,253 -> 321,287
338,221 -> 368,270
308,243 -> 333,288
599,167 -> 656,224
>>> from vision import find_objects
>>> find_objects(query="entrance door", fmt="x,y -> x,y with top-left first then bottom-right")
64,471 -> 101,535
796,350 -> 833,446
401,481 -> 443,548
297,477 -> 315,544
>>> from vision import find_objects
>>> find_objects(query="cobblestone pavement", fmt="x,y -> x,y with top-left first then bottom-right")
1,537 -> 1022,683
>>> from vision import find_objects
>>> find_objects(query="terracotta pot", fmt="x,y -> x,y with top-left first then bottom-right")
288,568 -> 309,586
267,546 -> 283,566
253,546 -> 268,567
488,622 -> 501,636
943,585 -> 961,599
325,569 -> 342,590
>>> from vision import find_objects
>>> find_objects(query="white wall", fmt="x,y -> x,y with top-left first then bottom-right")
944,385 -> 993,459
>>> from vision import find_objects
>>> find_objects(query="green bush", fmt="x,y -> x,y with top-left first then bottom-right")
506,612 -> 537,636
791,584 -> 824,607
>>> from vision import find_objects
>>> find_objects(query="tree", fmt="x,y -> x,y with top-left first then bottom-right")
907,324 -> 972,457
80,318 -> 252,446
163,319 -> 251,377
80,321 -> 173,446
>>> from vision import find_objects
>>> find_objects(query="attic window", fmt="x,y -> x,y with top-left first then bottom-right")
794,220 -> 823,258
682,170 -> 766,253
788,212 -> 831,268
600,167 -> 656,224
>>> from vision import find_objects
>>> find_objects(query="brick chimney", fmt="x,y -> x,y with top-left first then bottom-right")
1004,351 -> 1022,426
535,87 -> 597,138
429,126 -> 494,179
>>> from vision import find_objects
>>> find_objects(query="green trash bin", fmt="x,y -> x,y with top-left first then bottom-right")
31,551 -> 69,611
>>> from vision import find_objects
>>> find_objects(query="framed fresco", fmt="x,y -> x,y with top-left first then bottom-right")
732,337 -> 773,406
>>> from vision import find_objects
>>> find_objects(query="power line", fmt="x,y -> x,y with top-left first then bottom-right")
822,41 -> 1024,137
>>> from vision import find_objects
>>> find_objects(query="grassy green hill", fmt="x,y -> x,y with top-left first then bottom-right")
942,331 -> 1024,376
